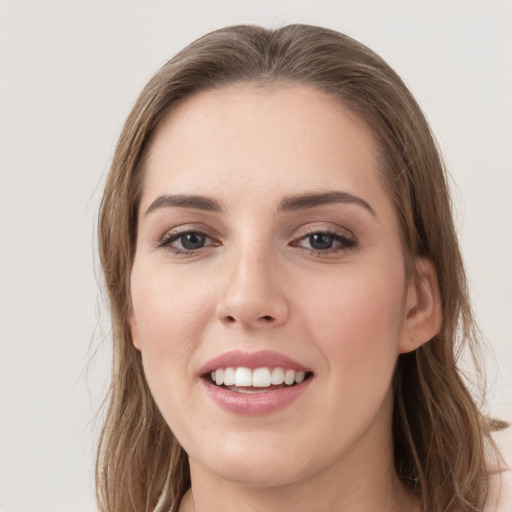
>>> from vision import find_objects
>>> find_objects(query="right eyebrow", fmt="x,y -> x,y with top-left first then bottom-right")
145,194 -> 222,216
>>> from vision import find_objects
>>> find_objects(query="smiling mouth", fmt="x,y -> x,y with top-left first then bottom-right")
206,366 -> 313,393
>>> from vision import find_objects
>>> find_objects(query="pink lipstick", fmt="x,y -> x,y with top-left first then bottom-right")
199,350 -> 313,415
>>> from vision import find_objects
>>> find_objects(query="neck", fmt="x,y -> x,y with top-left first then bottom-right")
181,460 -> 420,512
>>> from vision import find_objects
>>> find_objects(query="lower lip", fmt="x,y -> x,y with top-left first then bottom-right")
201,378 -> 312,415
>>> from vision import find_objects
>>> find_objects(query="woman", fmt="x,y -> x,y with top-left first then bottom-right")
96,24 -> 508,511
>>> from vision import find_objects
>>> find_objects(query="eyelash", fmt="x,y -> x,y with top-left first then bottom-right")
290,228 -> 357,256
158,228 -> 357,256
159,229 -> 217,255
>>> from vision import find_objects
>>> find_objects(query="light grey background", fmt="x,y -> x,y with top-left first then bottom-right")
0,1 -> 510,511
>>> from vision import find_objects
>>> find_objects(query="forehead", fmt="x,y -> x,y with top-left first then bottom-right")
141,83 -> 389,214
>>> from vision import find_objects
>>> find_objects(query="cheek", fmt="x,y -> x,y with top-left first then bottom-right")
129,265 -> 216,424
129,265 -> 217,414
131,266 -> 215,350
298,269 -> 405,447
298,263 -> 406,380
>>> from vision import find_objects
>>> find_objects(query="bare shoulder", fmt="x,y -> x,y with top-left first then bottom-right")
486,426 -> 512,511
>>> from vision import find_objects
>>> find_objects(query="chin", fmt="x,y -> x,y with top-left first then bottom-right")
207,456 -> 310,489
186,429 -> 325,489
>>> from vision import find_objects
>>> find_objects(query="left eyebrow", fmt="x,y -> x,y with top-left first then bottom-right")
277,191 -> 376,217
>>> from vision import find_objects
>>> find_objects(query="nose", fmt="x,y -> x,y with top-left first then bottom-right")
215,245 -> 290,330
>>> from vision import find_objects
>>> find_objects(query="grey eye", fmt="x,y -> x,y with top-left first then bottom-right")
179,232 -> 206,250
308,233 -> 334,250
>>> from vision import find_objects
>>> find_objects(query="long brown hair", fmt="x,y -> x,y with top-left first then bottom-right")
97,24 -> 493,511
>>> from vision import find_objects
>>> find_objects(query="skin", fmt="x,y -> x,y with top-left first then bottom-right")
129,84 -> 441,512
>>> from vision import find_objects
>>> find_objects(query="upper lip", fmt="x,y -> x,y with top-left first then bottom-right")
198,350 -> 311,376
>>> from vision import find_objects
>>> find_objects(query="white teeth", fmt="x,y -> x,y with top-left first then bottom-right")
223,367 -> 236,386
284,369 -> 295,385
209,366 -> 308,387
253,367 -> 271,387
234,367 -> 253,387
271,367 -> 285,385
295,371 -> 305,384
215,368 -> 224,386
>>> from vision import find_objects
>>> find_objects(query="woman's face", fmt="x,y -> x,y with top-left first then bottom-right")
130,84 -> 418,488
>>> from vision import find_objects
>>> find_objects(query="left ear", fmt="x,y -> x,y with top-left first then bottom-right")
129,308 -> 142,351
399,257 -> 442,354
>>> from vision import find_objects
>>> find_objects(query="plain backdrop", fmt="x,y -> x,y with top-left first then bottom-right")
0,1 -> 511,511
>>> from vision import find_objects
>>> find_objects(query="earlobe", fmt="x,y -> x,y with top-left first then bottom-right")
129,310 -> 141,350
399,258 -> 442,354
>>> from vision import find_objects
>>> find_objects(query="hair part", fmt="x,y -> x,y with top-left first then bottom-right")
97,24 -> 493,512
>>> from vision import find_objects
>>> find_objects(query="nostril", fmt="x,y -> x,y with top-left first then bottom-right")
260,315 -> 274,322
226,315 -> 236,323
